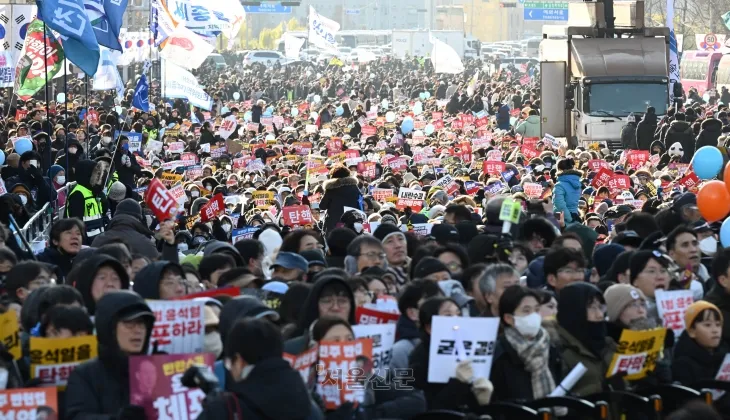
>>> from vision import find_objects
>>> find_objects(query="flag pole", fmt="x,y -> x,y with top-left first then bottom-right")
42,21 -> 53,205
84,74 -> 89,152
63,56 -> 69,176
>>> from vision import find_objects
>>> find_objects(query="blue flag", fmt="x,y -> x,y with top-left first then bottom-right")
37,0 -> 100,76
133,74 -> 149,112
83,0 -> 127,51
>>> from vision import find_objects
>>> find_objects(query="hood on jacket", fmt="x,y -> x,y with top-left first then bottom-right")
323,176 -> 358,191
74,159 -> 99,189
640,112 -> 658,124
132,261 -> 184,299
557,282 -> 607,357
294,276 -> 356,337
95,291 -> 155,372
204,240 -> 244,266
557,170 -> 583,188
700,118 -> 723,133
107,213 -> 153,237
523,115 -> 540,124
70,254 -> 130,315
218,296 -> 280,343
525,256 -> 545,288
650,140 -> 666,155
669,120 -> 692,133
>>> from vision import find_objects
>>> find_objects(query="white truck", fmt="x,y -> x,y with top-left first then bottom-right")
391,30 -> 477,59
539,1 -> 671,149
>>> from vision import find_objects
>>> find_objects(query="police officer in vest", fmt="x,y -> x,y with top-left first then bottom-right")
66,159 -> 107,244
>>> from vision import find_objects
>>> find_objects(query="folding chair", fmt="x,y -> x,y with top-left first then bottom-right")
527,396 -> 610,419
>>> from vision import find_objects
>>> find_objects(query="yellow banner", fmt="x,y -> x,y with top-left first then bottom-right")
0,311 -> 21,360
606,327 -> 666,381
161,172 -> 183,187
161,354 -> 208,376
29,335 -> 98,387
252,191 -> 275,209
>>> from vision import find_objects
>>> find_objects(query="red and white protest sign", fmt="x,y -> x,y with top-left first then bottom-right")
0,388 -> 57,419
294,142 -> 313,155
85,109 -> 99,125
432,120 -> 444,131
144,179 -> 177,222
387,156 -> 408,172
626,150 -> 649,169
168,142 -> 185,154
523,182 -> 544,199
609,174 -> 631,191
284,346 -> 319,385
358,161 -> 377,179
281,205 -> 314,227
592,167 -> 615,188
588,159 -> 611,172
475,116 -> 489,127
521,145 -> 539,160
482,161 -> 506,176
316,339 -> 373,410
431,112 -> 443,120
168,184 -> 186,204
199,193 -> 225,222
396,188 -> 426,212
361,125 -> 377,137
678,172 -> 700,191
656,290 -> 694,337
486,150 -> 502,161
372,188 -> 394,201
433,175 -> 460,195
15,109 -> 27,121
129,353 -> 214,420
147,300 -> 205,354
451,119 -> 464,130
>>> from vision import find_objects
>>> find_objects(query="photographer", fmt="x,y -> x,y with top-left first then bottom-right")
197,318 -> 320,420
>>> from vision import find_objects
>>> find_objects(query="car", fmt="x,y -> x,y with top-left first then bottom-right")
242,50 -> 286,67
203,53 -> 227,69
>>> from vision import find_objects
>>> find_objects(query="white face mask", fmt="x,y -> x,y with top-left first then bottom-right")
177,243 -> 189,252
699,237 -> 718,256
513,312 -> 542,338
205,184 -> 213,190
222,224 -> 231,233
69,147 -> 78,154
56,176 -> 66,185
101,136 -> 112,144
191,191 -> 200,198
353,222 -> 364,233
19,195 -> 27,205
29,160 -> 38,168
203,331 -> 223,358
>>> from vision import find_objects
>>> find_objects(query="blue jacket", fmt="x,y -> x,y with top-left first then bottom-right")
496,104 -> 511,130
553,170 -> 582,223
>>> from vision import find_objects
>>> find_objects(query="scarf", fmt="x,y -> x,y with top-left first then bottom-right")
504,326 -> 556,400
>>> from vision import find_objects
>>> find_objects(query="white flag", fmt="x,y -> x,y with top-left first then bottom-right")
430,36 -> 464,74
666,0 -> 681,99
467,70 -> 479,96
284,33 -> 305,59
93,48 -> 121,91
9,5 -> 37,65
308,6 -> 339,52
160,24 -> 214,69
162,59 -> 213,110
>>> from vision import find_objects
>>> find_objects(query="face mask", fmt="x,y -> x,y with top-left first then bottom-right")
239,364 -> 255,381
29,160 -> 38,168
122,144 -> 129,151
205,184 -> 213,190
69,147 -> 77,154
19,195 -> 27,206
699,237 -> 718,256
191,191 -> 200,198
222,224 -> 231,233
203,331 -> 223,358
102,136 -> 112,144
513,312 -> 542,338
56,176 -> 65,185
177,243 -> 189,252
353,222 -> 364,233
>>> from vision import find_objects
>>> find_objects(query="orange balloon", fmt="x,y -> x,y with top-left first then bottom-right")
698,180 -> 730,222
724,162 -> 730,193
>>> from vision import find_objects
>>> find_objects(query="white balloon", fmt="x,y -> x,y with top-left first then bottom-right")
413,101 -> 423,116
424,124 -> 435,135
233,92 -> 241,100
310,112 -> 318,120
385,111 -> 396,123
291,108 -> 299,117
313,95 -> 321,104
381,99 -> 389,109
57,93 -> 66,103
413,130 -> 424,137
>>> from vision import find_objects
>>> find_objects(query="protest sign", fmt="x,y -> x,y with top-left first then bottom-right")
252,191 -> 275,209
482,161 -> 506,176
294,142 -> 313,156
15,109 -> 27,121
396,188 -> 426,212
145,179 -> 177,222
147,300 -> 205,354
433,175 -> 459,195
0,388 -> 57,419
317,339 -> 373,410
523,182 -> 543,199
387,156 -> 408,172
168,142 -> 185,153
160,172 -> 184,187
358,161 -> 377,179
607,328 -> 666,381
284,346 -> 319,386
655,290 -> 694,337
626,150 -> 649,169
0,310 -> 21,359
352,324 -> 396,378
232,226 -> 261,244
608,174 -> 631,191
281,205 -> 314,227
129,353 -> 215,420
199,193 -> 224,222
678,172 -> 700,192
592,167 -> 614,188
372,188 -> 394,202
355,306 -> 400,325
428,316 -> 500,383
588,159 -> 611,172
30,336 -> 98,387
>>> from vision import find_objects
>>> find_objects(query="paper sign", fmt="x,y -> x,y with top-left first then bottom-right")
129,353 -> 214,420
284,346 -> 319,386
626,150 -> 649,169
396,187 -> 426,212
607,328 -> 666,381
486,150 -> 502,161
147,300 -> 205,355
372,188 -> 394,202
358,161 -> 377,179
355,307 -> 399,325
252,191 -> 275,209
387,157 -> 408,172
352,324 -> 396,378
678,172 -> 700,191
609,175 -> 631,191
168,142 -> 185,154
30,336 -> 98,387
433,175 -> 459,195
199,193 -> 225,222
316,339 -> 373,410
218,115 -> 238,139
428,316 -> 500,383
655,290 -> 694,337
361,125 -> 377,137
232,226 -> 261,244
281,205 -> 314,227
482,161 -> 506,176
0,311 -> 21,360
15,109 -> 27,121
523,182 -> 544,199
0,388 -> 57,419
592,167 -> 615,188
588,159 -> 611,172
145,179 -> 177,222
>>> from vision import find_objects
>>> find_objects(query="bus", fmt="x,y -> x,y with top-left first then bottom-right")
714,54 -> 730,93
680,50 -> 722,95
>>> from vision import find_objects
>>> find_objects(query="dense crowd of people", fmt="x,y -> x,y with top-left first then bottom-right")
0,54 -> 728,420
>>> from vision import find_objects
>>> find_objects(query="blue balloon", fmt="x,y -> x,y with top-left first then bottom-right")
0,150 -> 4,166
14,138 -> 32,155
244,111 -> 252,122
721,217 -> 730,247
424,91 -> 431,99
336,106 -> 344,116
401,117 -> 414,134
419,92 -> 426,100
693,146 -> 724,179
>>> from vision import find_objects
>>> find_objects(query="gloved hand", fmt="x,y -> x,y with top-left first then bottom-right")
117,405 -> 146,420
472,377 -> 494,406
455,359 -> 474,384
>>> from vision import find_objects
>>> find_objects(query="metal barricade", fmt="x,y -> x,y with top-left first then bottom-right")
16,182 -> 76,253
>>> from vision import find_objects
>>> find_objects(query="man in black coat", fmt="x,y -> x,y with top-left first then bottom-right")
65,291 -> 155,420
319,166 -> 363,233
695,117 -> 723,149
636,107 -> 658,150
6,151 -> 56,209
663,113 -> 695,163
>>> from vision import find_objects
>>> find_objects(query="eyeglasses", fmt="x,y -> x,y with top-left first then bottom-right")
642,268 -> 669,277
444,262 -> 462,272
160,278 -> 186,288
557,267 -> 584,276
319,296 -> 350,308
358,252 -> 386,260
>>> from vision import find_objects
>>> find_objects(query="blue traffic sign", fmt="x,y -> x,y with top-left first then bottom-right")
243,4 -> 292,13
523,8 -> 567,21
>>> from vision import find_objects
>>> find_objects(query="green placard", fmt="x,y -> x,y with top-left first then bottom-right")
499,198 -> 521,224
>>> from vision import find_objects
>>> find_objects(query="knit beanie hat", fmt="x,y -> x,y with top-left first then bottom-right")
684,301 -> 723,329
373,223 -> 404,243
593,244 -> 626,277
115,198 -> 142,219
49,164 -> 65,180
413,257 -> 450,279
108,181 -> 127,202
604,284 -> 646,323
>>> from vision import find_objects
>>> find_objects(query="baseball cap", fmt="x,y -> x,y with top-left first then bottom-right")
271,252 -> 308,272
612,231 -> 643,248
119,306 -> 155,322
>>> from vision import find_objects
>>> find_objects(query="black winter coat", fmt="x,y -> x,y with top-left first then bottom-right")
696,118 -> 723,149
91,214 -> 178,262
621,122 -> 638,149
663,120 -> 695,163
319,176 -> 362,233
703,286 -> 730,347
36,246 -> 75,283
672,331 -> 730,414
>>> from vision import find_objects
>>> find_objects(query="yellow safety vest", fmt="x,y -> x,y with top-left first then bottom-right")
66,184 -> 103,237
106,171 -> 119,191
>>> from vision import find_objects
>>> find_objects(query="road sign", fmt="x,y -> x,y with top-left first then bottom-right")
524,8 -> 568,20
522,1 -> 568,8
345,8 -> 360,15
243,4 -> 292,13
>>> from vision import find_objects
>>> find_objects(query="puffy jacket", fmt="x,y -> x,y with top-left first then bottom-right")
672,331 -> 730,413
696,118 -> 723,149
663,120 -> 695,163
91,214 -> 175,261
515,115 -> 541,138
621,121 -> 637,149
319,176 -> 363,233
552,170 -> 582,223
68,255 -> 130,315
65,291 -> 155,420
496,104 -> 511,130
636,112 -> 658,150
